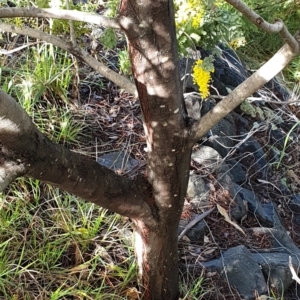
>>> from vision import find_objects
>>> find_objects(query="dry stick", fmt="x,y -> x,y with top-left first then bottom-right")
65,0 -> 76,46
0,7 -> 120,29
64,0 -> 81,103
289,256 -> 300,285
178,207 -> 215,241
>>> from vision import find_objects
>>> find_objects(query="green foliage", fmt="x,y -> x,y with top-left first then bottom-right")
103,0 -> 120,18
99,27 -> 118,49
118,49 -> 132,76
0,43 -> 90,145
174,0 -> 246,98
51,18 -> 89,36
175,0 -> 245,54
276,121 -> 300,169
238,0 -> 300,81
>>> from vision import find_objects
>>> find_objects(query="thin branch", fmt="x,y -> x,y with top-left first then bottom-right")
0,89 -> 155,225
65,0 -> 76,46
0,21 -> 137,97
191,35 -> 300,142
178,207 -> 215,241
289,256 -> 300,284
0,7 -> 120,29
225,0 -> 299,52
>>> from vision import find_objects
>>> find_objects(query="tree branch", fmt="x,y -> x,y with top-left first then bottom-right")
0,7 -> 120,29
191,36 -> 300,142
0,89 -> 155,225
225,0 -> 299,52
0,21 -> 137,97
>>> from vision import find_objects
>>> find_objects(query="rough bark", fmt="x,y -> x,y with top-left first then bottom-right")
0,90 -> 156,225
119,1 -> 193,298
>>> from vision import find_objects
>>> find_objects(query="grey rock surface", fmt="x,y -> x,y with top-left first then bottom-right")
97,151 -> 139,172
202,246 -> 268,300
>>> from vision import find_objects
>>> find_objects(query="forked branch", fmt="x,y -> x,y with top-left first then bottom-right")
191,0 -> 300,142
0,89 -> 154,224
191,38 -> 300,142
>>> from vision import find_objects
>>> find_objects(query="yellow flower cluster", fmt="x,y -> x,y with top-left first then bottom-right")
175,0 -> 204,29
229,37 -> 246,49
192,59 -> 213,99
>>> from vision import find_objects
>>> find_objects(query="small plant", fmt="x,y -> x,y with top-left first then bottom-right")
118,49 -> 132,76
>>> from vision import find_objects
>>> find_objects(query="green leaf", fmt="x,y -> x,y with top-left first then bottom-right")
99,28 -> 117,49
190,33 -> 201,43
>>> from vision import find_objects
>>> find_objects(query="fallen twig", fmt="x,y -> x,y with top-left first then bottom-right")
178,207 -> 215,241
289,256 -> 300,284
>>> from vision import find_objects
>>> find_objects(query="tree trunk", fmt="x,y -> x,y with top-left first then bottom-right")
133,219 -> 181,299
119,0 -> 192,298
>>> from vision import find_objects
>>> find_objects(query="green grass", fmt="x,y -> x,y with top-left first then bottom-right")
0,179 -> 138,299
0,40 -> 141,299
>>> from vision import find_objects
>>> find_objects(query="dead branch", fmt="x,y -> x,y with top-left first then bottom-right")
0,7 -> 120,29
178,207 -> 215,241
225,0 -> 298,51
289,256 -> 300,285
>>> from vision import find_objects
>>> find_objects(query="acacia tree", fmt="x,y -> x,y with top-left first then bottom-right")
0,0 -> 299,299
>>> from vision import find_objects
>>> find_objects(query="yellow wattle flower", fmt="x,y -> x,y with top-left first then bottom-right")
175,0 -> 204,29
192,59 -> 213,99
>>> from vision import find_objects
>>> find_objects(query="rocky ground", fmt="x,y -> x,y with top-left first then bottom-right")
177,47 -> 300,300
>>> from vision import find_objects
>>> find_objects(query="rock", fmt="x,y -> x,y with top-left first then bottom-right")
261,202 -> 283,229
198,243 -> 300,299
187,173 -> 210,209
226,159 -> 247,184
252,252 -> 299,295
270,128 -> 288,150
235,185 -> 283,228
232,111 -> 249,132
191,145 -> 223,171
237,133 -> 268,179
97,151 -> 139,172
201,99 -> 237,157
202,245 -> 268,300
216,164 -> 246,221
178,217 -> 208,242
289,194 -> 300,214
264,76 -> 291,101
235,185 -> 270,226
249,227 -> 300,254
191,147 -> 246,221
293,215 -> 300,226
200,45 -> 248,90
184,93 -> 201,120
249,228 -> 300,294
